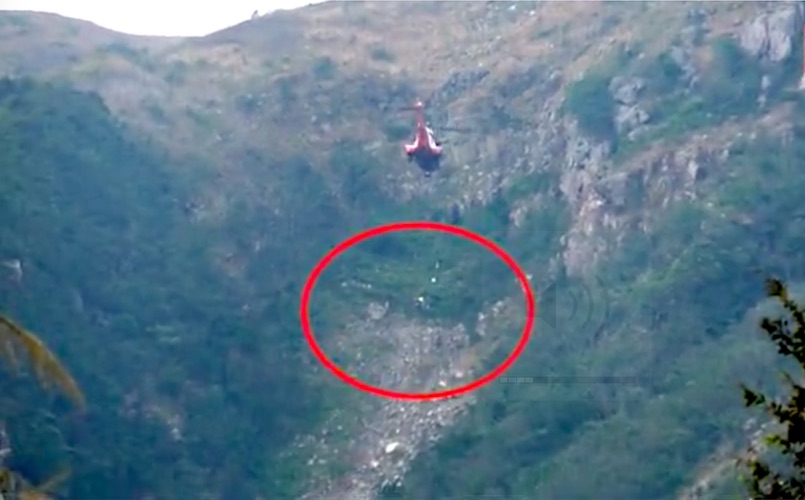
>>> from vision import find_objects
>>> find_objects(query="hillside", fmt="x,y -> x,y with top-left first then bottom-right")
2,1 -> 805,498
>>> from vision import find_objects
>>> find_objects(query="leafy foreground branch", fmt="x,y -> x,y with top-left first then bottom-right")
0,314 -> 84,500
740,279 -> 805,499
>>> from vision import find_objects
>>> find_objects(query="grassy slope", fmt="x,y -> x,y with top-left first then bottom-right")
0,77 -> 344,497
0,3 -> 762,207
0,74 -> 558,497
3,2 -> 804,498
390,29 -> 805,500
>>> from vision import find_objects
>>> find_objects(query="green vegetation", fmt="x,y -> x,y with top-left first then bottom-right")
647,36 -> 763,134
165,60 -> 188,85
100,42 -> 156,72
392,55 -> 805,500
312,56 -> 337,80
6,7 -> 805,499
0,315 -> 85,409
381,121 -> 411,141
313,141 -> 561,337
565,72 -> 617,142
642,49 -> 683,96
616,34 -> 800,162
0,76 -> 336,498
699,36 -> 763,117
0,314 -> 82,500
0,13 -> 31,30
740,279 -> 805,499
563,46 -> 639,144
0,76 -> 552,497
369,44 -> 395,62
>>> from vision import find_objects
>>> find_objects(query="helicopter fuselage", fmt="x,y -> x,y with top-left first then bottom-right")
404,103 -> 443,175
408,148 -> 441,175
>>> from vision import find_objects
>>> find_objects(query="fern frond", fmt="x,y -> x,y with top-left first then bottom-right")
0,316 -> 85,410
0,467 -> 14,490
18,468 -> 69,500
0,466 -> 23,496
0,336 -> 18,372
30,468 -> 68,494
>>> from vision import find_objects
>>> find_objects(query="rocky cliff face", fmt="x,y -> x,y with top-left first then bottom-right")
2,1 -> 804,498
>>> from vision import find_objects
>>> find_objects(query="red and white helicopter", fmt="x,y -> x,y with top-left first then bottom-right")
400,99 -> 469,177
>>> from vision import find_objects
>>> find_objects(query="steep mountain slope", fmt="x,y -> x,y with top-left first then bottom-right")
0,76 -> 345,498
0,11 -> 180,75
3,1 -> 805,498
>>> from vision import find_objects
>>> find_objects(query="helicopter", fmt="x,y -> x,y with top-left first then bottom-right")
400,99 -> 469,177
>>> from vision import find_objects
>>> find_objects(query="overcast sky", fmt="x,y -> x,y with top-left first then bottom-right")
1,0 -> 323,36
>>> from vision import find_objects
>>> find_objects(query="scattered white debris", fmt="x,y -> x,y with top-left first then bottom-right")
367,302 -> 389,320
295,315 -> 479,499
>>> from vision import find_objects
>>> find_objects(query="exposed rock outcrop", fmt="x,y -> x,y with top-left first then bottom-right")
293,314 -> 477,500
739,4 -> 803,62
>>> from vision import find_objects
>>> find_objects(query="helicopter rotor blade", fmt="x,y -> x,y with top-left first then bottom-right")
422,90 -> 440,107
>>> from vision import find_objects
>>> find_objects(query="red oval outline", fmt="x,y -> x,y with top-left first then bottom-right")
299,221 -> 536,401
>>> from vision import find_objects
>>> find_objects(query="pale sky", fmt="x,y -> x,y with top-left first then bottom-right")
0,0 -> 324,36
